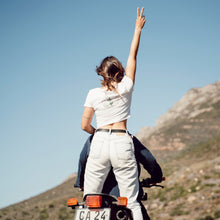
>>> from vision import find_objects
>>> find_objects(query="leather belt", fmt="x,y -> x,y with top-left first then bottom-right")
96,128 -> 127,133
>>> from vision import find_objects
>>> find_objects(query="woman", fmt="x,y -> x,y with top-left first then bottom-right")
81,7 -> 146,220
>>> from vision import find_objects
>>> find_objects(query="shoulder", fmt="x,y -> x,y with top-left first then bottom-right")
118,75 -> 134,93
85,87 -> 103,104
84,87 -> 102,107
87,87 -> 102,96
122,75 -> 133,86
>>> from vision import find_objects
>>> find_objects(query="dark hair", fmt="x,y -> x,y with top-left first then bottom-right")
96,56 -> 125,91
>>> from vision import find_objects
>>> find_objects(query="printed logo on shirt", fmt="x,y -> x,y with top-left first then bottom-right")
103,94 -> 114,107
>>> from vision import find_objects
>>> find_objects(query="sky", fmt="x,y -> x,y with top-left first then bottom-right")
0,0 -> 219,208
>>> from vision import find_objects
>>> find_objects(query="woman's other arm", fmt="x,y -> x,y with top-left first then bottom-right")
126,7 -> 146,83
81,107 -> 96,134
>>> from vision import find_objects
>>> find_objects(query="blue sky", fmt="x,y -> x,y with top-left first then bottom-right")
0,0 -> 219,208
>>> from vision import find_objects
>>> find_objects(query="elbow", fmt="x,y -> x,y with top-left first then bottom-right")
81,122 -> 90,132
81,124 -> 87,131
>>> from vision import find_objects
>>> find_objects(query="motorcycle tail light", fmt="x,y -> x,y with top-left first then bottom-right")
117,197 -> 127,207
67,198 -> 78,207
86,195 -> 102,208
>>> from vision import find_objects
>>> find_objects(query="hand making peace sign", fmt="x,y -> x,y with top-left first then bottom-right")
136,7 -> 146,30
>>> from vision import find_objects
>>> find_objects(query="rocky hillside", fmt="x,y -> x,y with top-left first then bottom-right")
0,80 -> 220,220
137,80 -> 220,159
140,133 -> 220,220
136,80 -> 220,219
0,174 -> 82,220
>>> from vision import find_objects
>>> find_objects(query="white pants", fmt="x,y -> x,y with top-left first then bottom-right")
84,131 -> 143,220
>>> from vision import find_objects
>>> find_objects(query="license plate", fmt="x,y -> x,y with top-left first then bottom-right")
74,208 -> 111,220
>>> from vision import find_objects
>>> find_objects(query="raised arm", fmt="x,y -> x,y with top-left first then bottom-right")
126,7 -> 146,83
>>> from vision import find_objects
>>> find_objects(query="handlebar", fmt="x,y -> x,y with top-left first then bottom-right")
140,177 -> 165,188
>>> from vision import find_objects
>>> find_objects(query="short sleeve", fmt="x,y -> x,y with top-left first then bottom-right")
118,75 -> 134,93
84,90 -> 93,108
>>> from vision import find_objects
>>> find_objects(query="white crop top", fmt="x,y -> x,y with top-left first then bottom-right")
84,75 -> 134,128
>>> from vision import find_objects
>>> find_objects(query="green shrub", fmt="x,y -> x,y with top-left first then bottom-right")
214,210 -> 220,218
204,183 -> 215,187
204,216 -> 214,220
170,208 -> 189,216
39,209 -> 49,220
170,204 -> 189,216
49,204 -> 55,208
58,206 -> 69,220
170,185 -> 187,200
204,175 -> 211,179
22,211 -> 30,216
197,216 -> 215,220
156,188 -> 169,201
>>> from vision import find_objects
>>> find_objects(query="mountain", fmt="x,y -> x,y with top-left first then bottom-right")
137,80 -> 220,159
0,174 -> 81,220
1,80 -> 220,220
136,79 -> 220,220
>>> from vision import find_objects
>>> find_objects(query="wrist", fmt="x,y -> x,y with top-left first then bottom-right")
135,26 -> 142,32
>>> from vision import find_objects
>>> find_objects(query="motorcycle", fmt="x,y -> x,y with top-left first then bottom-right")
67,177 -> 165,220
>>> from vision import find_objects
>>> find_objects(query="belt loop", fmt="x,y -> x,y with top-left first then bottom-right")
109,129 -> 112,135
126,130 -> 131,136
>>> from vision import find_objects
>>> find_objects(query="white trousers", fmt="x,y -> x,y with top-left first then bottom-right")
84,131 -> 143,220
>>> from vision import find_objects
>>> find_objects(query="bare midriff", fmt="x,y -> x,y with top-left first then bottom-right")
99,119 -> 127,130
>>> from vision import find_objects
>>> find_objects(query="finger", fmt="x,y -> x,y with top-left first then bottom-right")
137,7 -> 140,17
140,7 -> 144,17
